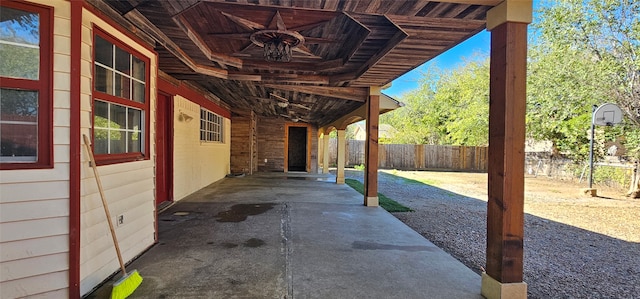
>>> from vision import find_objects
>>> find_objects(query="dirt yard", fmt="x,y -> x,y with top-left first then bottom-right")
344,169 -> 640,298
388,170 -> 640,242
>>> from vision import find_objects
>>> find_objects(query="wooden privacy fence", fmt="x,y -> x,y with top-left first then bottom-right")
328,139 -> 488,172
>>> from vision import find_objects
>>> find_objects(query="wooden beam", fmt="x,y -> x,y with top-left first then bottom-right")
353,17 -> 409,79
123,9 -> 229,79
364,87 -> 380,206
263,84 -> 368,102
386,15 -> 486,29
84,0 -> 155,46
485,21 -> 528,285
242,58 -> 344,72
227,73 -> 262,81
227,72 -> 330,84
433,0 -> 501,5
220,11 -> 266,31
173,14 -> 243,68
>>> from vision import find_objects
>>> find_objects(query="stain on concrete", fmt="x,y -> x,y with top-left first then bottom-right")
227,278 -> 242,285
222,242 -> 239,248
215,203 -> 276,222
352,241 -> 437,252
244,238 -> 265,248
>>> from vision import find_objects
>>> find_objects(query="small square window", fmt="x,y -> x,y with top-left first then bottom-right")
199,108 -> 224,143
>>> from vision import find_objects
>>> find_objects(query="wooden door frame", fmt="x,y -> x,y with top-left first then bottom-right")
284,123 -> 312,172
155,91 -> 174,207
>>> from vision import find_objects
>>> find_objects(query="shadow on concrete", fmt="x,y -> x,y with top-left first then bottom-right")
345,169 -> 640,299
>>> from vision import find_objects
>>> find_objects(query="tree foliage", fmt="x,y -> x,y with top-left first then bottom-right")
534,0 -> 640,160
382,59 -> 489,146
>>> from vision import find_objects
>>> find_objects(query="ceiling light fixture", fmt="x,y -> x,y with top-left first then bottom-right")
250,30 -> 304,62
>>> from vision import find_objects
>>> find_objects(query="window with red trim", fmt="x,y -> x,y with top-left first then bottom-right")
0,2 -> 52,169
92,29 -> 149,164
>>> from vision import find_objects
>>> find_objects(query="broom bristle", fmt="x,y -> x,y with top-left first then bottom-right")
111,270 -> 143,299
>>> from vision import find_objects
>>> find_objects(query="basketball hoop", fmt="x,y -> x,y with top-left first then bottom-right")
588,103 -> 624,191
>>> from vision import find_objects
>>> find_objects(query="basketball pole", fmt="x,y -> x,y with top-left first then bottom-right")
588,105 -> 597,189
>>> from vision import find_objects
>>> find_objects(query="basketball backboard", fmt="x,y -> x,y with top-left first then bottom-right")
593,103 -> 623,126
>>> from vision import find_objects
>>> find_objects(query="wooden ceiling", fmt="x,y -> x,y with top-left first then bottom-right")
96,0 -> 500,126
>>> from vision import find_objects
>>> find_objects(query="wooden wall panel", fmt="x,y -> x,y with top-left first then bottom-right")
257,117 -> 286,172
230,112 -> 257,174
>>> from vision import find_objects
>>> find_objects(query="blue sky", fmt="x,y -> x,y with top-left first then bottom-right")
386,1 -> 541,98
385,30 -> 491,98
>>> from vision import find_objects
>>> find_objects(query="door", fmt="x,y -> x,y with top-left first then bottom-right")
287,126 -> 307,171
155,92 -> 173,207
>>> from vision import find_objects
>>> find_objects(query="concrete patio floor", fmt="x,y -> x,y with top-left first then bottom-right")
87,172 -> 482,299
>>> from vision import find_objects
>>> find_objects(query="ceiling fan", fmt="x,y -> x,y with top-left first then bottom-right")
269,93 -> 312,110
210,10 -> 336,62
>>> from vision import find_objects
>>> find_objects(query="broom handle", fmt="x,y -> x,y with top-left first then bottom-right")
83,134 -> 127,275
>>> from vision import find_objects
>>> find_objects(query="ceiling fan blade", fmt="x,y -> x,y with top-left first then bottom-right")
267,11 -> 288,31
290,103 -> 312,110
220,11 -> 266,31
270,93 -> 289,102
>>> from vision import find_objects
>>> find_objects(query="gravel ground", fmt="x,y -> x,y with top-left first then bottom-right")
342,169 -> 640,299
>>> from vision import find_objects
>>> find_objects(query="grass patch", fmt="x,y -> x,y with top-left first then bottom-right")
345,179 -> 413,212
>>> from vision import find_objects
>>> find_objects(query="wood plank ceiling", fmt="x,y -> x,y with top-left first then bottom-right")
99,0 -> 500,126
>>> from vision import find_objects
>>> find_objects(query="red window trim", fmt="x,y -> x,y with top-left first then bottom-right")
0,1 -> 53,170
91,26 -> 151,166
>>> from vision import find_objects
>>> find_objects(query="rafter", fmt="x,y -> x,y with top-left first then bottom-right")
220,11 -> 266,31
242,58 -> 344,72
123,9 -> 228,79
263,84 -> 368,102
174,14 -> 243,68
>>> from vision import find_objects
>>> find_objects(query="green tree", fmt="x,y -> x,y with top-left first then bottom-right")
526,45 -> 613,161
382,59 -> 489,146
535,0 -> 640,196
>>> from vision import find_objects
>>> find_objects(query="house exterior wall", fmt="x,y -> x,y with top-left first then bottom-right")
0,1 -> 72,297
77,5 -> 158,296
173,96 -> 231,201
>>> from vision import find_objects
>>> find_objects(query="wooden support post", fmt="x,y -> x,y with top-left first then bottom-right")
364,87 -> 380,206
323,132 -> 330,174
336,129 -> 346,184
483,2 -> 531,298
318,133 -> 324,174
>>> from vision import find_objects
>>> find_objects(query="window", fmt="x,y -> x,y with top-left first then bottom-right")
200,108 -> 224,143
92,30 -> 149,163
0,2 -> 52,169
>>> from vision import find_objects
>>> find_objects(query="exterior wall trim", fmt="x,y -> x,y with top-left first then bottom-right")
158,77 -> 231,119
69,1 -> 82,297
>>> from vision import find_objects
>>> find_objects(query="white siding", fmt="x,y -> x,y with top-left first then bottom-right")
0,1 -> 72,298
173,96 -> 231,200
78,8 -> 157,296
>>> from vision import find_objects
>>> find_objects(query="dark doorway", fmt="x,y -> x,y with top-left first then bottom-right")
287,126 -> 307,171
155,92 -> 173,208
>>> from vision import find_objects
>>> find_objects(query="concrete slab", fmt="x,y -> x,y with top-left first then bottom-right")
86,173 -> 481,298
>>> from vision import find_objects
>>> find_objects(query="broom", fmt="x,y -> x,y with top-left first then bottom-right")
83,134 -> 143,299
